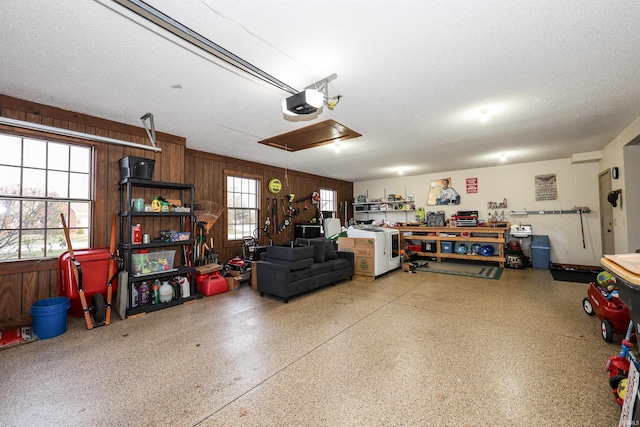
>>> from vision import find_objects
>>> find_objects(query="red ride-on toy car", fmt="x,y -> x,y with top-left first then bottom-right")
583,281 -> 631,343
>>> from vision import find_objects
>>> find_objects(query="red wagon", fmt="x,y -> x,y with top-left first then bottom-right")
583,281 -> 630,343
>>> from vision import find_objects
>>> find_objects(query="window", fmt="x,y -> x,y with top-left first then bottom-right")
226,175 -> 259,241
320,188 -> 337,216
0,133 -> 92,261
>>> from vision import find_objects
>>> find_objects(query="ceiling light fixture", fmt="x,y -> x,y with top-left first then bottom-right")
479,109 -> 491,123
500,154 -> 507,162
398,168 -> 404,175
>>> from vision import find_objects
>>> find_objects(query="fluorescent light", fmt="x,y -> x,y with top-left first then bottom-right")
0,116 -> 162,152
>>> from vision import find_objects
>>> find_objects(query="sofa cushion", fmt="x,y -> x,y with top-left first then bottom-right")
268,257 -> 313,271
326,258 -> 350,271
324,240 -> 338,260
266,245 -> 314,262
290,267 -> 313,282
310,262 -> 333,275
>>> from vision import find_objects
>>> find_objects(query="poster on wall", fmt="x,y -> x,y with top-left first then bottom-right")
466,178 -> 478,193
428,178 -> 460,206
534,173 -> 558,201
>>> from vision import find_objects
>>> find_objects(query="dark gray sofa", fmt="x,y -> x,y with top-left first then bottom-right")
256,238 -> 354,303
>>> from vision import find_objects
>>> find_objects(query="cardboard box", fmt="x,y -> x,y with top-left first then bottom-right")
353,247 -> 373,257
338,237 -> 355,249
225,276 -> 242,291
227,270 -> 251,281
354,256 -> 375,276
339,237 -> 375,277
195,263 -> 222,275
251,262 -> 258,290
355,238 -> 375,248
339,237 -> 375,250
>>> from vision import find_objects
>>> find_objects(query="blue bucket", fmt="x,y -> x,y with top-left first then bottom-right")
30,297 -> 71,339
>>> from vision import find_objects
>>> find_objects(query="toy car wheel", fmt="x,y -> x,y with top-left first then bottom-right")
602,319 -> 614,343
583,297 -> 595,316
610,374 -> 627,389
92,293 -> 105,323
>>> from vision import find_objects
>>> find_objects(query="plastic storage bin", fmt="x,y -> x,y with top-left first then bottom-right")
441,241 -> 453,253
531,235 -> 550,269
131,250 -> 176,276
421,241 -> 437,253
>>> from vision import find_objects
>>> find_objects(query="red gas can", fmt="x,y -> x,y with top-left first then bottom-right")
196,271 -> 227,296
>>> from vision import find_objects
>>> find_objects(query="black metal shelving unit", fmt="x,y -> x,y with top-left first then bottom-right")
118,177 -> 197,317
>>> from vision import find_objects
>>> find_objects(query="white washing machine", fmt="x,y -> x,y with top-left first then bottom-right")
347,225 -> 400,276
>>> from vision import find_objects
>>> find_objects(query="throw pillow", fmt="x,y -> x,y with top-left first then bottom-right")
309,240 -> 325,263
324,240 -> 338,260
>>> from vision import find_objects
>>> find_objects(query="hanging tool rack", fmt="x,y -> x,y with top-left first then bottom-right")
509,208 -> 591,215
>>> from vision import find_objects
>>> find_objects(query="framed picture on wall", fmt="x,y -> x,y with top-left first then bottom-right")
534,173 -> 558,201
427,178 -> 460,206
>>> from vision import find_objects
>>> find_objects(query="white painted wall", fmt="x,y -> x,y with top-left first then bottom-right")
354,158 -> 601,266
600,114 -> 640,253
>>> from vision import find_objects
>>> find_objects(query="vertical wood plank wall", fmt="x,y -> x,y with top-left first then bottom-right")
0,95 -> 353,330
184,149 -> 354,254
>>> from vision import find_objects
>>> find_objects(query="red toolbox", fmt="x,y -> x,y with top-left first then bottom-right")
58,247 -> 118,317
196,271 -> 227,296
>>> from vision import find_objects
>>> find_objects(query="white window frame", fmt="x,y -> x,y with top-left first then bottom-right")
320,188 -> 337,217
226,174 -> 260,241
0,132 -> 92,261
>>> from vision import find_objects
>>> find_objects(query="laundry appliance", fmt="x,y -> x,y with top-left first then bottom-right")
347,225 -> 400,276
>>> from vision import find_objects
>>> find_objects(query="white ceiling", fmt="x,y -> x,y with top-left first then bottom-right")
2,1 -> 640,182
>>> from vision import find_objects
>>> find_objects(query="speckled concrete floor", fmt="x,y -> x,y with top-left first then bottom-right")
0,267 -> 624,426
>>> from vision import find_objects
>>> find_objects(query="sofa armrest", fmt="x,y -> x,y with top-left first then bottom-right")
256,260 -> 290,295
336,250 -> 354,265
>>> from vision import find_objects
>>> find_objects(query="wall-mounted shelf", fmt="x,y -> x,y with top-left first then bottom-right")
509,208 -> 590,216
354,188 -> 416,222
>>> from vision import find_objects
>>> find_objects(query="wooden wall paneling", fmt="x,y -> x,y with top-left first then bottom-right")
0,96 -> 190,329
35,270 -> 54,302
163,138 -> 184,184
44,269 -> 57,297
212,158 -> 226,252
2,107 -> 26,121
21,271 -> 38,316
26,111 -> 43,125
107,138 -> 126,249
0,274 -> 22,329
